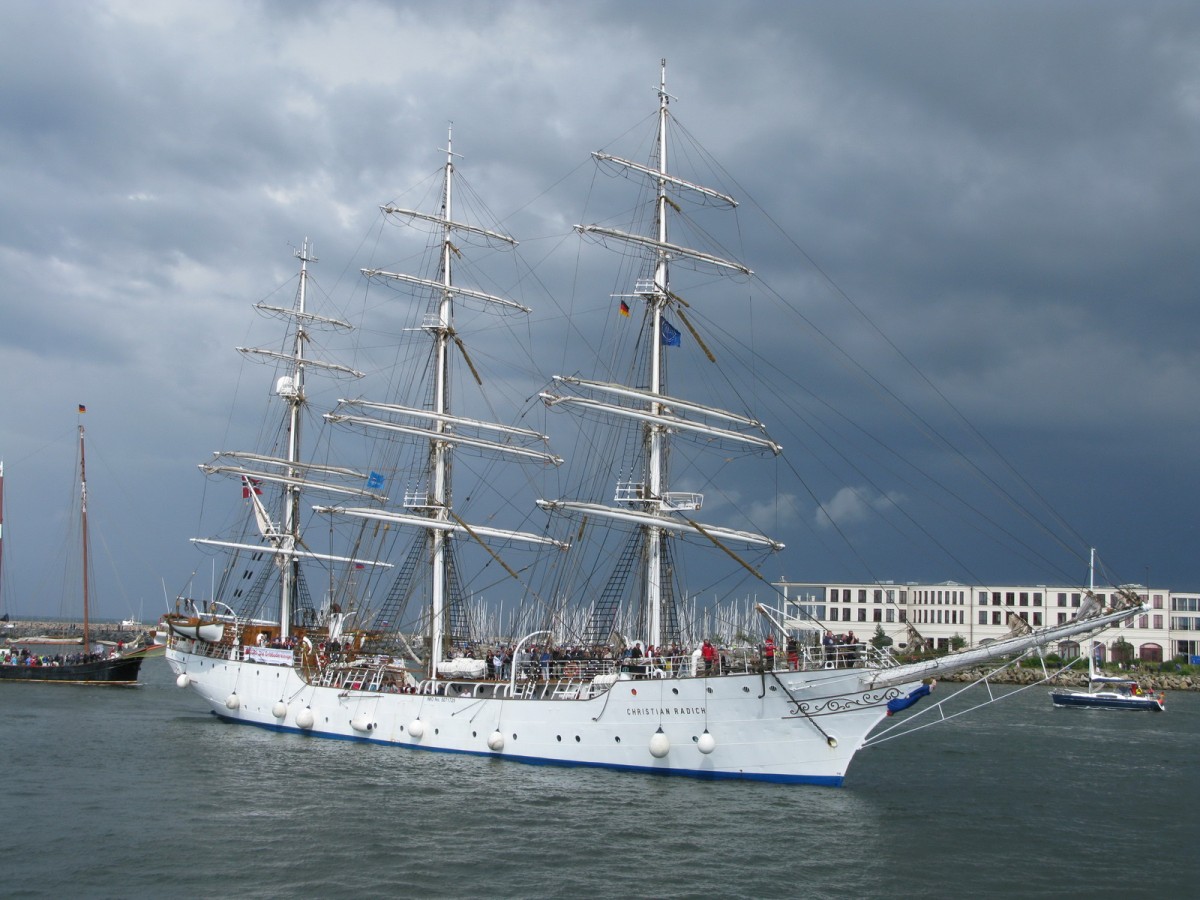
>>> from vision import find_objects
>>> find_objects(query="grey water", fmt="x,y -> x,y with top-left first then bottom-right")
1,659 -> 1194,899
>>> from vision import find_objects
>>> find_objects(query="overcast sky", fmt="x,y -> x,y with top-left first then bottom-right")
3,0 -> 1199,622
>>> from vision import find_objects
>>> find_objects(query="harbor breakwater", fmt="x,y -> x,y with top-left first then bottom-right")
942,665 -> 1197,692
3,619 -> 154,645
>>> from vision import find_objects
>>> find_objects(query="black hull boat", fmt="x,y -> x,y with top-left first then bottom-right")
0,418 -> 143,687
0,654 -> 142,685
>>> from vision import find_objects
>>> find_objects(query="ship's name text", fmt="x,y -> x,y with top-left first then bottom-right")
626,706 -> 706,717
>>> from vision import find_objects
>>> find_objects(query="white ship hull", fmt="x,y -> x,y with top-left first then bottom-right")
166,643 -> 917,785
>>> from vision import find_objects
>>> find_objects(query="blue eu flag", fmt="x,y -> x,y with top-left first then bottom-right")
661,319 -> 681,347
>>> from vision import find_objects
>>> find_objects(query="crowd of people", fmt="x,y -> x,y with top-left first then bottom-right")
1,647 -> 116,667
236,627 -> 873,683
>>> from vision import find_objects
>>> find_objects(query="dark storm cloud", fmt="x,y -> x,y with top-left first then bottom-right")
2,0 -> 1198,619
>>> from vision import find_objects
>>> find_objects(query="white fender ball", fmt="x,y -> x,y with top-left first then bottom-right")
487,731 -> 505,751
649,728 -> 670,759
272,701 -> 288,719
224,693 -> 240,710
296,707 -> 315,729
697,731 -> 716,755
175,673 -> 190,688
408,719 -> 425,739
351,713 -> 375,733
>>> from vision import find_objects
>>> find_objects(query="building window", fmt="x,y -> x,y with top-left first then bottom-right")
978,592 -> 988,605
1153,615 -> 1162,630
858,608 -> 867,622
899,610 -> 907,623
1138,615 -> 1148,629
1153,594 -> 1163,609
1033,593 -> 1042,607
1058,613 -> 1067,625
992,611 -> 1002,625
1019,592 -> 1029,606
873,609 -> 882,622
886,609 -> 895,623
1006,592 -> 1015,606
1057,592 -> 1067,607
1033,613 -> 1042,627
979,611 -> 988,625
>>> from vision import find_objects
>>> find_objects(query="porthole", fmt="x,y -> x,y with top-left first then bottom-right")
615,736 -> 621,743
671,688 -> 679,695
575,735 -> 581,742
556,735 -> 562,742
742,686 -> 750,693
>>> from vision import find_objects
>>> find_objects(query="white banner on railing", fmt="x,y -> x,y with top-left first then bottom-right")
245,646 -> 294,666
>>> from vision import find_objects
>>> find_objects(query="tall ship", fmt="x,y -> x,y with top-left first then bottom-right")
165,64 -> 1139,784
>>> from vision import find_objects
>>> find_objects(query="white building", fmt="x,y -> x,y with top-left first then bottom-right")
775,579 -> 1200,664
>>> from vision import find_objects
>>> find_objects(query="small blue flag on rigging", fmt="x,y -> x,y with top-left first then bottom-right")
661,318 -> 681,347
366,471 -> 385,490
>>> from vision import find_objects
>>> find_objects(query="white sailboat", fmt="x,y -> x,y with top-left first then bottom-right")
166,64 -> 1141,784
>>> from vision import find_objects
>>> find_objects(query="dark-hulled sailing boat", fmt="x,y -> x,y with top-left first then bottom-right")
0,418 -> 142,685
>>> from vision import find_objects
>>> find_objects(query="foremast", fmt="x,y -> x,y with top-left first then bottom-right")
194,240 -> 374,638
539,60 -> 783,651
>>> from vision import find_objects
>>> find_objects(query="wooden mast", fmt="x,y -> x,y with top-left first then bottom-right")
78,422 -> 90,652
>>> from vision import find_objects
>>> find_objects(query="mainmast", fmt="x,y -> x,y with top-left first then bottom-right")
428,127 -> 459,679
320,127 -> 560,680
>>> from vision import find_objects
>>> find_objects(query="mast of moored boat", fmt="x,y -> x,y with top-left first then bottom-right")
0,460 -> 5,618
78,421 -> 91,652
